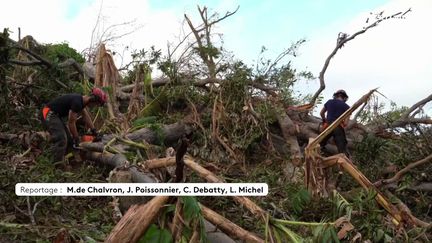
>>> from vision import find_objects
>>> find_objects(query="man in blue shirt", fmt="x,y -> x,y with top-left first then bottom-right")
319,90 -> 350,156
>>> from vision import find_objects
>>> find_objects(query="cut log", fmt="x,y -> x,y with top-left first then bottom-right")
84,151 -> 157,183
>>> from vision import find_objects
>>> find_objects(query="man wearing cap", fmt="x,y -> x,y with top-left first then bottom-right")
320,89 -> 350,156
41,88 -> 107,163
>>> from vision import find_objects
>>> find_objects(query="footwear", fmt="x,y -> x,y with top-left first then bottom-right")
320,146 -> 330,155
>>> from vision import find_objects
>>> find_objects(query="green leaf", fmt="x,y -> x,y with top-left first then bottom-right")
181,196 -> 201,224
159,228 -> 173,243
276,224 -> 303,243
312,224 -> 339,243
291,187 -> 311,214
140,224 -> 173,243
329,227 -> 340,243
132,116 -> 158,127
198,218 -> 208,243
375,229 -> 384,242
140,224 -> 159,243
181,226 -> 193,239
272,227 -> 283,243
179,236 -> 188,243
384,233 -> 393,242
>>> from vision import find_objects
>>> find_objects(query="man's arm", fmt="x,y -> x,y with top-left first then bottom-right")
82,108 -> 95,130
342,105 -> 350,127
320,106 -> 327,122
68,110 -> 80,140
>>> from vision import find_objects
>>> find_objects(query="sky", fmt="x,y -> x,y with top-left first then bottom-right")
2,0 -> 431,115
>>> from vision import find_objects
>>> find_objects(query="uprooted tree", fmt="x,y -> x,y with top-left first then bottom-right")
0,5 -> 431,243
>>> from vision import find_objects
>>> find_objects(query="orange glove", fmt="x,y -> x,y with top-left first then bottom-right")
319,122 -> 328,133
81,135 -> 95,142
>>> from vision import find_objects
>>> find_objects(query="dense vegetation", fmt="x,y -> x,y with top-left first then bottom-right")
0,6 -> 430,243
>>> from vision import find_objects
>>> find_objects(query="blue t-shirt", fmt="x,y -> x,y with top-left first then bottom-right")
324,99 -> 350,123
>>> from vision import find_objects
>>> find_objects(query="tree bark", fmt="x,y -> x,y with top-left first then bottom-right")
201,205 -> 264,243
276,111 -> 302,165
84,151 -> 157,183
79,122 -> 192,153
105,196 -> 170,243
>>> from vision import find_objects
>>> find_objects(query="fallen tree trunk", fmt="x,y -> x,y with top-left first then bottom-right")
84,151 -> 157,183
105,122 -> 192,147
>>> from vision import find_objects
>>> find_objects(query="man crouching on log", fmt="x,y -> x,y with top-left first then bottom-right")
40,88 -> 107,164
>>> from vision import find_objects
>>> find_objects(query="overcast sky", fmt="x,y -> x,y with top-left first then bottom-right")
2,0 -> 431,115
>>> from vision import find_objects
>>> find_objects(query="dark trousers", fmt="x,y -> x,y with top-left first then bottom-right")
320,125 -> 349,157
41,111 -> 71,162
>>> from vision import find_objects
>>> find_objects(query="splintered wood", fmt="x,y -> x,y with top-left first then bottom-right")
94,44 -> 127,130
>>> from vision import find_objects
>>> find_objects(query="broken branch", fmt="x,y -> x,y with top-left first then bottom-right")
105,196 -> 170,243
375,154 -> 432,187
201,204 -> 264,243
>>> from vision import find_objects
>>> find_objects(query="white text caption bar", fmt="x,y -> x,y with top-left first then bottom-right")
16,183 -> 268,196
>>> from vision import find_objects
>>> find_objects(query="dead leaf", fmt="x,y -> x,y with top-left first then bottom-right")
334,216 -> 349,227
334,216 -> 355,240
351,232 -> 362,242
202,162 -> 220,172
337,221 -> 354,239
53,228 -> 72,243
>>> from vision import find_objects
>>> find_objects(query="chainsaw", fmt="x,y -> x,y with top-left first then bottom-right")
80,132 -> 103,143
71,132 -> 102,152
70,133 -> 102,162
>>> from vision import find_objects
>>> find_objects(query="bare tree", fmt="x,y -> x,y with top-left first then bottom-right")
310,10 -> 411,105
83,0 -> 142,64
